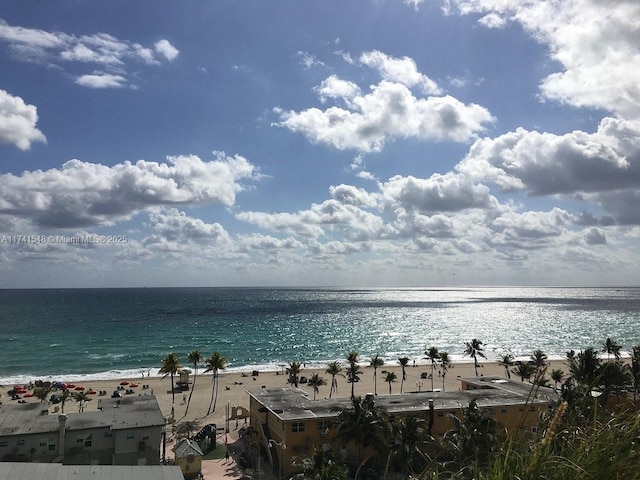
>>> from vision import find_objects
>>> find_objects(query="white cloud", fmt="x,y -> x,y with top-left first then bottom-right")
459,117 -> 640,195
0,89 -> 47,150
0,152 -> 258,228
445,0 -> 640,118
154,39 -> 179,61
381,172 -> 499,213
297,51 -> 324,70
359,50 -> 442,95
75,72 -> 127,89
0,19 -> 178,88
276,80 -> 494,152
314,75 -> 361,103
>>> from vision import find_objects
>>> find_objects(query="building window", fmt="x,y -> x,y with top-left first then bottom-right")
142,434 -> 150,441
126,433 -> 135,440
104,431 -> 112,438
291,422 -> 305,433
501,407 -> 508,413
48,444 -> 56,451
530,406 -> 536,412
437,411 -> 444,418
85,435 -> 92,447
0,441 -> 7,447
16,440 -> 25,446
531,426 -> 538,435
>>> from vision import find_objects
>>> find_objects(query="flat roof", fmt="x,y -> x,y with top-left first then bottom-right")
0,463 -> 184,480
0,396 -> 165,437
247,377 -> 558,422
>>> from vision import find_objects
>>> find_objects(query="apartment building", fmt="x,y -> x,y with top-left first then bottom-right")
0,395 -> 165,465
246,376 -> 558,476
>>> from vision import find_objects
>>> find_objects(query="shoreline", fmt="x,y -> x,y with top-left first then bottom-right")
2,359 -> 572,429
0,354 -> 589,386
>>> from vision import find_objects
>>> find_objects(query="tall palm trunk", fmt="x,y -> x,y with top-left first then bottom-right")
207,368 -> 217,415
184,365 -> 197,417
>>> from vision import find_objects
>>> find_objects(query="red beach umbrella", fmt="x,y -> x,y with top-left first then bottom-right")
75,386 -> 84,391
120,381 -> 129,386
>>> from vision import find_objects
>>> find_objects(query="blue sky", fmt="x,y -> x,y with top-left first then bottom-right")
0,0 -> 639,288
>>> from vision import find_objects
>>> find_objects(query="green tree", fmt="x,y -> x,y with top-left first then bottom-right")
398,356 -> 409,393
531,349 -> 548,373
569,347 -> 602,386
73,390 -> 92,412
444,399 -> 498,472
33,386 -> 50,402
551,368 -> 564,390
326,361 -> 343,399
440,351 -> 453,392
464,339 -> 486,376
286,361 -> 303,388
292,447 -> 349,480
631,346 -> 640,400
512,362 -> 536,382
425,346 -> 439,390
602,337 -> 622,361
498,353 -> 514,379
204,351 -> 227,415
307,372 -> 327,400
160,352 -> 181,412
59,389 -> 72,414
184,349 -> 202,417
346,351 -> 361,399
369,354 -> 384,396
384,371 -> 397,394
332,395 -> 391,467
388,415 -> 433,476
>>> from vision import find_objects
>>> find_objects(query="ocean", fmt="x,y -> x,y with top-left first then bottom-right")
0,286 -> 638,385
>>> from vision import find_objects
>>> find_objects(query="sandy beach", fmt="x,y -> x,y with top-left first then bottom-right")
4,358 -> 569,429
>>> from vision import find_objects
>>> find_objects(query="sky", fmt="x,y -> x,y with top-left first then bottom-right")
0,0 -> 639,288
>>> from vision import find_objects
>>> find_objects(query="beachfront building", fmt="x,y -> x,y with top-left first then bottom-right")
246,376 -> 558,477
0,396 -> 165,465
0,462 -> 185,480
173,437 -> 204,479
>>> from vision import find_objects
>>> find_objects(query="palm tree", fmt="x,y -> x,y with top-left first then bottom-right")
389,415 -> 433,476
497,354 -> 514,379
384,371 -> 397,394
551,368 -> 564,390
444,399 -> 498,470
326,361 -> 343,399
184,349 -> 202,417
398,356 -> 409,393
439,351 -> 452,392
531,349 -> 548,373
59,389 -> 72,414
602,337 -> 622,361
425,346 -> 439,391
204,351 -> 227,415
286,361 -> 303,388
33,387 -> 50,402
346,351 -> 361,399
73,390 -> 91,412
160,352 -> 181,412
307,372 -> 327,400
292,448 -> 349,480
631,346 -> 640,400
512,362 -> 535,383
569,347 -> 601,386
369,354 -> 384,395
332,395 -> 391,466
464,338 -> 486,376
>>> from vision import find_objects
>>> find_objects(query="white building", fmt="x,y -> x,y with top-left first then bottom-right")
0,396 -> 166,465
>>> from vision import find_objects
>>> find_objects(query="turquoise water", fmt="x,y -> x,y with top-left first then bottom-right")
0,287 -> 638,384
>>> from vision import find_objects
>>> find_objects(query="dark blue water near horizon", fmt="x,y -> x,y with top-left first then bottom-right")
0,286 -> 639,384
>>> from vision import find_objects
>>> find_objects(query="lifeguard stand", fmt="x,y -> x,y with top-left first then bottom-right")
177,369 -> 191,391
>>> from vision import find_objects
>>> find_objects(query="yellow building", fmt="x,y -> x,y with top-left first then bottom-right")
246,376 -> 558,477
173,438 -> 204,479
